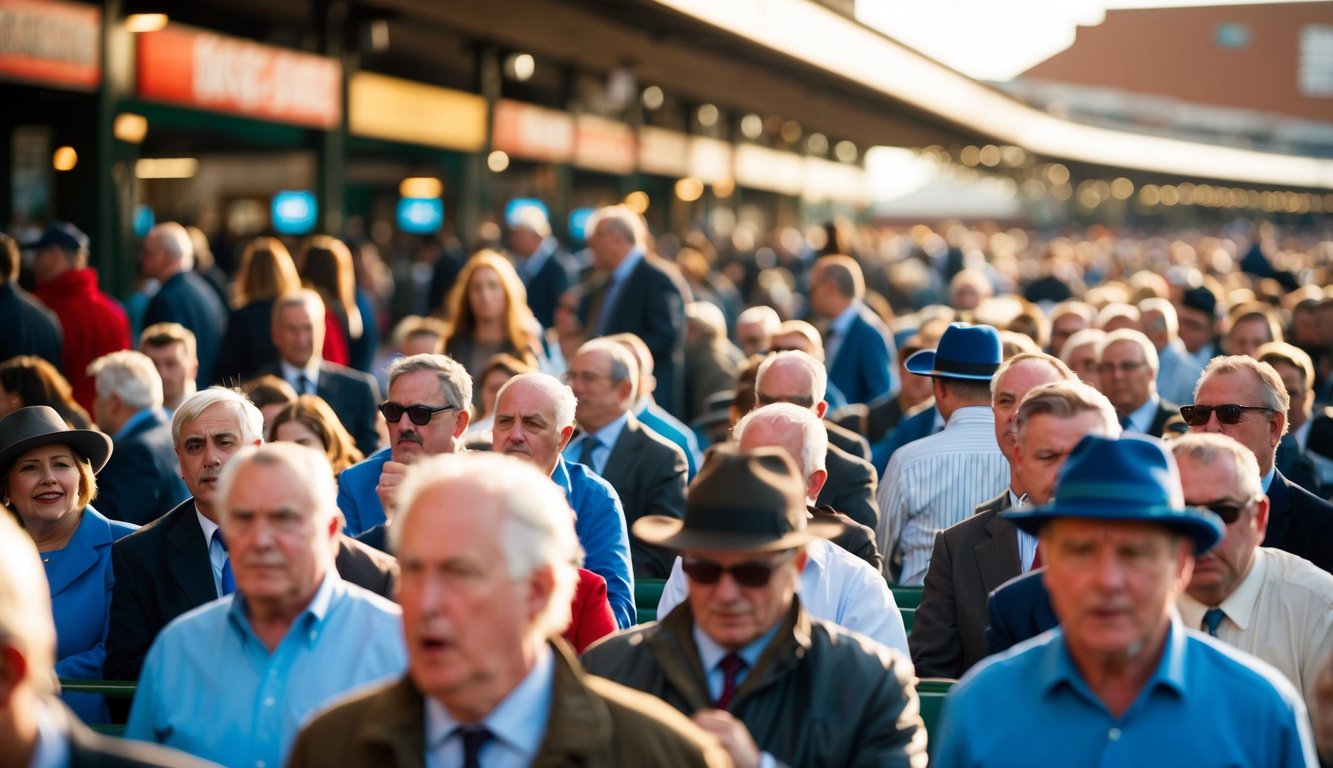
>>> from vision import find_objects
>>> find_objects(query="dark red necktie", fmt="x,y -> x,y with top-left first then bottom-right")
714,653 -> 746,709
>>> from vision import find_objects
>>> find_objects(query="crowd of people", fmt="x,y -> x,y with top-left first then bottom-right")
0,204 -> 1332,767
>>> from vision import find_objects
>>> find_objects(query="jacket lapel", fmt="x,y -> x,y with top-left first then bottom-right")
355,676 -> 429,768
532,641 -> 614,766
45,509 -> 106,596
976,506 -> 1022,594
165,502 -> 219,607
599,414 -> 643,488
1262,472 -> 1294,549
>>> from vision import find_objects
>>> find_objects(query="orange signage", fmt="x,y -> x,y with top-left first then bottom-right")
493,100 -> 573,163
0,0 -> 100,91
137,25 -> 341,129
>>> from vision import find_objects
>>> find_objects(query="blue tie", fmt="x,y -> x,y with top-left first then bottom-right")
214,530 -> 235,596
578,435 -> 599,471
1202,607 -> 1225,637
457,725 -> 491,768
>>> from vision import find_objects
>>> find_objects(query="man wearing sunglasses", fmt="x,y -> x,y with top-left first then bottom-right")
1187,355 -> 1333,574
583,447 -> 927,768
337,354 -> 471,538
1173,433 -> 1333,732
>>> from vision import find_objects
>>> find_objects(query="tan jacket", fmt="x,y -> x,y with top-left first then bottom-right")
288,640 -> 731,768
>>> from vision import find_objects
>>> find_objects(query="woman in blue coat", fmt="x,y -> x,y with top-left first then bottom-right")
0,406 -> 137,723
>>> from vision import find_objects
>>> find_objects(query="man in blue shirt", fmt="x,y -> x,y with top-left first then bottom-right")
933,433 -> 1316,767
491,372 -> 636,629
127,443 -> 406,768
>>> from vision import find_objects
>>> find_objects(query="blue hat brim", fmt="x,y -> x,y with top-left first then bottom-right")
1003,499 -> 1224,555
903,349 -> 998,381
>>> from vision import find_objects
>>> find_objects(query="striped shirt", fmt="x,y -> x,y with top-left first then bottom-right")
877,406 -> 1009,585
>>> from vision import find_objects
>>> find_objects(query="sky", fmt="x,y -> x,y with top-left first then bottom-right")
856,0 -> 1329,81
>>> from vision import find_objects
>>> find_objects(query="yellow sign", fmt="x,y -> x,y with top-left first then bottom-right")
349,72 -> 485,151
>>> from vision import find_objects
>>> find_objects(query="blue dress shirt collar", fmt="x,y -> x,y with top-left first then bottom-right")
226,569 -> 341,650
424,644 -> 555,766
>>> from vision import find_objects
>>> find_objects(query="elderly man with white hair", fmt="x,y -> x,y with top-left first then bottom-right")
127,442 -> 406,768
507,204 -> 578,329
141,222 -> 227,387
87,350 -> 189,525
289,452 -> 729,767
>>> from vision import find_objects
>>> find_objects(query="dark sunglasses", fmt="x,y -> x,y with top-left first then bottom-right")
1194,496 -> 1262,524
681,549 -> 798,588
378,401 -> 456,426
1179,404 -> 1271,427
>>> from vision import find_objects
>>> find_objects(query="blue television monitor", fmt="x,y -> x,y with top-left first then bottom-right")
271,191 -> 318,236
397,197 -> 444,235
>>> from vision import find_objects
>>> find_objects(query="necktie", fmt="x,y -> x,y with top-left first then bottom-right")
577,435 -> 599,470
595,275 -> 621,336
713,653 -> 747,710
214,530 -> 235,596
1119,414 -> 1132,430
300,374 -> 314,395
1029,544 -> 1042,571
1202,608 -> 1225,637
457,724 -> 491,768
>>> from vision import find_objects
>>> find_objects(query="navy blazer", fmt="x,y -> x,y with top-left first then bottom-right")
523,245 -> 579,329
817,443 -> 879,530
580,254 -> 692,418
1263,470 -> 1333,574
257,361 -> 381,457
215,300 -> 280,384
827,307 -> 895,407
144,271 -> 227,387
598,412 -> 688,579
49,507 -> 138,722
0,281 -> 63,370
985,568 -> 1057,657
95,409 -> 189,526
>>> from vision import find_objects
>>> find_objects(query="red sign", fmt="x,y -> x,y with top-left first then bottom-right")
0,0 -> 100,91
137,25 -> 341,129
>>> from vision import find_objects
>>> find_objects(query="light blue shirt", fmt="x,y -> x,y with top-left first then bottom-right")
1262,466 -> 1277,494
823,302 -> 860,367
424,645 -> 554,768
127,572 -> 407,768
931,618 -> 1316,767
563,412 -> 629,477
693,622 -> 779,701
1121,393 -> 1161,434
1011,490 -> 1041,572
195,510 -> 226,597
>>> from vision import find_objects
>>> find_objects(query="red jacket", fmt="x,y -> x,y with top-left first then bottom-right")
563,567 -> 617,653
33,268 -> 131,411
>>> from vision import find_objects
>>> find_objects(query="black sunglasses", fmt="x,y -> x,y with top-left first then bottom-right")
1194,496 -> 1262,524
378,401 -> 456,426
1179,404 -> 1271,427
681,550 -> 798,588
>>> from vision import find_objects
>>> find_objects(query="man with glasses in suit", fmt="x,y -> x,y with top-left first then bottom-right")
337,354 -> 470,537
583,447 -> 926,768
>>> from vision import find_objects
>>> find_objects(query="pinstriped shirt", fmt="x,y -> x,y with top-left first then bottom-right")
876,406 -> 1009,586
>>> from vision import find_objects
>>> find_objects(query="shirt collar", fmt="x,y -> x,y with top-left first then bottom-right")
611,248 -> 643,284
1125,394 -> 1160,432
1261,467 -> 1276,493
945,405 -> 992,428
112,406 -> 163,443
692,617 -> 781,674
196,507 -> 220,543
28,698 -> 70,768
520,238 -> 557,279
828,302 -> 860,336
588,411 -> 630,451
1045,614 -> 1188,701
424,644 -> 555,760
280,359 -> 322,387
227,568 -> 342,649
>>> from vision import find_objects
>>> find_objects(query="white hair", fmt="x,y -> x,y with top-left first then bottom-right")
1059,327 -> 1106,364
173,387 -> 265,446
391,453 -> 579,639
1171,432 -> 1263,500
215,442 -> 338,528
737,305 -> 781,334
150,221 -> 195,270
686,301 -> 728,341
496,373 -> 576,429
88,350 -> 163,410
735,402 -> 828,475
756,350 -> 828,408
1097,328 -> 1160,375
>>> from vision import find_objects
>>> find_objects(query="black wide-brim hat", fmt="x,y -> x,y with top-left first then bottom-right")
1003,433 -> 1223,554
633,445 -> 843,552
904,322 -> 1003,381
0,406 -> 112,475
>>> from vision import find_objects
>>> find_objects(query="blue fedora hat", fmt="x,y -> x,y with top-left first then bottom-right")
903,322 -> 1002,381
1004,434 -> 1223,554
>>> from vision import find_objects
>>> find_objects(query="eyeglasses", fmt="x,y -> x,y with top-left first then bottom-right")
378,401 -> 456,426
1192,495 -> 1263,524
681,549 -> 798,588
1179,404 -> 1272,427
1096,361 -> 1146,374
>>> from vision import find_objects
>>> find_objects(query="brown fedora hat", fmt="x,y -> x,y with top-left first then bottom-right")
633,445 -> 842,553
0,406 -> 112,476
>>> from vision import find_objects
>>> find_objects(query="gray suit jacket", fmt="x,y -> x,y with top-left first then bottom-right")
909,490 -> 1021,679
601,412 -> 688,579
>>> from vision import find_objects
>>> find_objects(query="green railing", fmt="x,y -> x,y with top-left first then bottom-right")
61,678 -> 136,737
